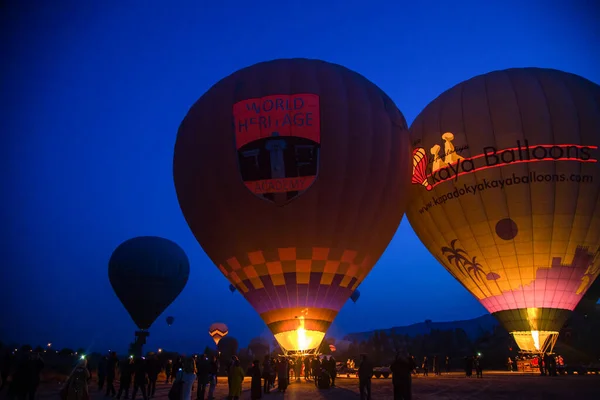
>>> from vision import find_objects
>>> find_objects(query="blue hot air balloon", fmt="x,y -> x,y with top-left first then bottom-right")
109,236 -> 190,330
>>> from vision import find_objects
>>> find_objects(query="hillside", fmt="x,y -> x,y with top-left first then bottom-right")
343,314 -> 499,343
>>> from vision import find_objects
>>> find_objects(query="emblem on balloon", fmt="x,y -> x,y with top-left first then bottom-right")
233,94 -> 321,205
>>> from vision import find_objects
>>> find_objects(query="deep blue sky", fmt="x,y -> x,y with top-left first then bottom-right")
1,1 -> 598,354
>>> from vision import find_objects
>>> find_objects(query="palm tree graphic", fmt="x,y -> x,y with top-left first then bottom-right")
464,256 -> 486,282
441,239 -> 470,278
441,240 -> 489,283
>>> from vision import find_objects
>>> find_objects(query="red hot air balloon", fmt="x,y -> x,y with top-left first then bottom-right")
174,58 -> 411,353
209,322 -> 229,346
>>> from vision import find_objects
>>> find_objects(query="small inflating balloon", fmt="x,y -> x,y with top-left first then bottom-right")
109,236 -> 190,330
209,322 -> 229,345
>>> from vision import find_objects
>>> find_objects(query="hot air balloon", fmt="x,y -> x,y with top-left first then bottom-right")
209,322 -> 229,346
229,284 -> 236,294
174,58 -> 411,354
248,337 -> 271,359
350,290 -> 361,303
109,236 -> 190,330
406,68 -> 600,354
166,316 -> 175,326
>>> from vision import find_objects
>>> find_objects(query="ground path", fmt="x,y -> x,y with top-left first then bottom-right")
38,371 -> 600,400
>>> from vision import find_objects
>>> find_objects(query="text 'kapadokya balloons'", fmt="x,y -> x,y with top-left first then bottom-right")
406,68 -> 600,353
109,236 -> 190,330
174,58 -> 411,353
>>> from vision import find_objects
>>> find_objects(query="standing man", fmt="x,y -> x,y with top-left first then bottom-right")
105,351 -> 118,397
195,354 -> 210,400
390,352 -> 413,400
358,354 -> 373,400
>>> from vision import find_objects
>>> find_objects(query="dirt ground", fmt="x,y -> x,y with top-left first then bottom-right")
36,371 -> 600,400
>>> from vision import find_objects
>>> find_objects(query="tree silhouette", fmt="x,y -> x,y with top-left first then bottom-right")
248,337 -> 270,360
218,336 -> 238,356
347,341 -> 359,358
318,340 -> 331,355
59,348 -> 74,356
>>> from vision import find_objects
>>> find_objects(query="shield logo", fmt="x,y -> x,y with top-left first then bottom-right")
233,94 -> 321,205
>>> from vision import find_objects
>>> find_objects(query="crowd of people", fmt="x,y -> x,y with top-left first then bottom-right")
507,353 -> 566,375
0,349 -> 45,400
3,345 -> 572,400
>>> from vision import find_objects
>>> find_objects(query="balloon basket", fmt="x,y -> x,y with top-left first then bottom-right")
280,348 -> 321,359
132,330 -> 150,357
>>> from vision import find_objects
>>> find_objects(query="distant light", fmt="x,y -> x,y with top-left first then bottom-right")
477,352 -> 482,357
130,355 -> 134,359
158,348 -> 163,353
80,355 -> 86,360
47,343 -> 52,348
75,352 -> 78,355
14,349 -> 17,352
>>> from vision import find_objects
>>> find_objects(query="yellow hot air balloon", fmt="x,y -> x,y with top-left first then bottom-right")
406,68 -> 600,354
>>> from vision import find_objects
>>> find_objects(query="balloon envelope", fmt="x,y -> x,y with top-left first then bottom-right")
406,68 -> 600,353
350,290 -> 361,303
174,58 -> 411,352
209,322 -> 229,345
166,316 -> 175,326
108,236 -> 190,330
